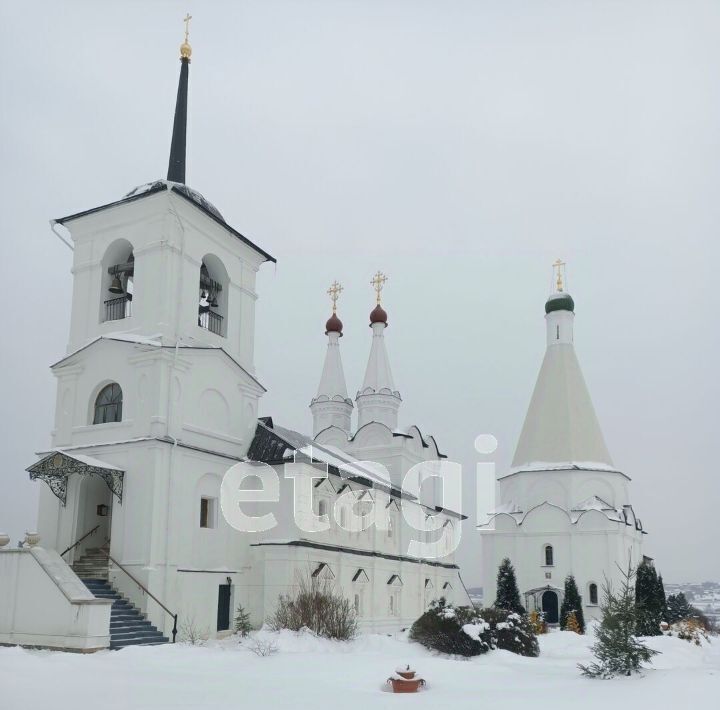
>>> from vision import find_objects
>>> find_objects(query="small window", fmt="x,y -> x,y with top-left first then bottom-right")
544,545 -> 554,566
556,324 -> 560,340
318,499 -> 328,518
93,383 -> 123,424
389,595 -> 394,616
354,593 -> 362,616
200,497 -> 217,528
387,516 -> 393,539
589,583 -> 598,605
339,507 -> 347,529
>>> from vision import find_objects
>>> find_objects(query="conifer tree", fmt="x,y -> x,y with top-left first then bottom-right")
494,558 -> 525,614
635,560 -> 662,635
579,563 -> 658,678
565,610 -> 581,634
560,575 -> 585,633
667,593 -> 692,623
655,574 -> 668,623
234,604 -> 252,636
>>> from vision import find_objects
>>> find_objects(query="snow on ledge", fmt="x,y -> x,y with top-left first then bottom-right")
505,460 -> 623,476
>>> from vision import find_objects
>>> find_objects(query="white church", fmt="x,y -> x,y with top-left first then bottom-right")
479,263 -> 645,623
0,29 -> 463,652
0,27 -> 649,653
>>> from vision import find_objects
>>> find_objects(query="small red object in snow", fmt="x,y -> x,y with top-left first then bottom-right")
387,665 -> 425,693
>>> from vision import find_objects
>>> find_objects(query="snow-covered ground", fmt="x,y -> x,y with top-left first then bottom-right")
1,628 -> 718,710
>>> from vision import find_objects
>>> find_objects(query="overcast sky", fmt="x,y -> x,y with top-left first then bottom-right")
1,0 -> 719,586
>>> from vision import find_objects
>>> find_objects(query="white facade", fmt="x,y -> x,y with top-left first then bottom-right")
25,175 -> 465,644
480,289 -> 645,623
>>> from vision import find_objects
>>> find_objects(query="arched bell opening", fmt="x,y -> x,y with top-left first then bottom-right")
101,239 -> 135,322
198,254 -> 228,336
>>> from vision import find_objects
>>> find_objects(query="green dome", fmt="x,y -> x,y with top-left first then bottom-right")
545,292 -> 575,314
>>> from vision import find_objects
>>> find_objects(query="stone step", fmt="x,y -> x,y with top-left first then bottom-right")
82,575 -> 169,650
110,638 -> 169,649
111,614 -> 144,623
111,629 -> 164,641
111,622 -> 151,631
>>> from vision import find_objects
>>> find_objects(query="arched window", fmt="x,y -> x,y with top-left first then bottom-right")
544,544 -> 554,566
387,515 -> 393,539
589,583 -> 599,605
93,383 -> 123,424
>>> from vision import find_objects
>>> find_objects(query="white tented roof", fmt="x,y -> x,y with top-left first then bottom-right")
511,343 -> 613,471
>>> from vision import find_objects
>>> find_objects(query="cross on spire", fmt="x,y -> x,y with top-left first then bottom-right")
327,280 -> 343,314
371,271 -> 387,304
552,259 -> 566,293
180,13 -> 192,60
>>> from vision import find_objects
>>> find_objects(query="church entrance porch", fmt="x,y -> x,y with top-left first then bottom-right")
524,585 -> 563,625
26,450 -> 124,562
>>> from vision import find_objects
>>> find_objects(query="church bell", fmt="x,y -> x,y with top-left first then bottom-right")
109,275 -> 124,294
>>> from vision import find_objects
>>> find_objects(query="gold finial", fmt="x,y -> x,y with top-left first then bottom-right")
552,258 -> 566,292
327,280 -> 343,314
371,270 -> 388,304
180,13 -> 192,60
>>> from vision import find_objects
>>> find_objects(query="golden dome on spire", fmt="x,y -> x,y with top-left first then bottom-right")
180,13 -> 192,60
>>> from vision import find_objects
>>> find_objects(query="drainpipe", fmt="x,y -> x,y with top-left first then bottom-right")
50,220 -> 74,251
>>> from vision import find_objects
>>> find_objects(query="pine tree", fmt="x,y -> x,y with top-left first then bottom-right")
494,558 -> 525,614
560,575 -> 585,633
667,593 -> 692,623
635,560 -> 662,635
655,574 -> 668,623
566,610 -> 581,634
579,563 -> 658,678
234,604 -> 252,636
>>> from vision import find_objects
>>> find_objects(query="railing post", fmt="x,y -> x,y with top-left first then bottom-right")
172,614 -> 178,643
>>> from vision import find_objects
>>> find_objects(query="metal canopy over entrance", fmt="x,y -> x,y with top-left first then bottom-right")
524,585 -> 564,624
26,450 -> 124,506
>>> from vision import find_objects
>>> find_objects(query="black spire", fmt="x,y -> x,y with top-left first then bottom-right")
167,15 -> 193,183
167,56 -> 190,183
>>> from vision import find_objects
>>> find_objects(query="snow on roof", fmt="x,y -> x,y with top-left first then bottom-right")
506,461 -> 622,476
571,495 -> 615,512
58,450 -> 124,471
262,422 -> 398,492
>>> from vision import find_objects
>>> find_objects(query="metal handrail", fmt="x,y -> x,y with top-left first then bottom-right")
60,524 -> 100,558
108,554 -> 178,643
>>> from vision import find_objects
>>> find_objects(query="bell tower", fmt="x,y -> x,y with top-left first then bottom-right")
31,20 -> 275,642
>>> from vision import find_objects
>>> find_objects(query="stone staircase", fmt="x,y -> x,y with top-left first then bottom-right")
73,548 -> 169,649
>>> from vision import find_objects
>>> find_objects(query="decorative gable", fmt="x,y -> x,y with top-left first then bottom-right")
352,568 -> 370,583
311,563 -> 335,580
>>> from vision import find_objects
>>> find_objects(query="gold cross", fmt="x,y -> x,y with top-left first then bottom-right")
553,259 -> 566,292
183,13 -> 192,42
371,271 -> 387,304
327,280 -> 343,313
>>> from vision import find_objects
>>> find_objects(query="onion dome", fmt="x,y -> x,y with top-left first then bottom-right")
545,292 -> 575,314
325,313 -> 343,336
370,304 -> 388,326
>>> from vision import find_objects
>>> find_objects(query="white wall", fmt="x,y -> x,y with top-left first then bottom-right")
0,547 -> 111,651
